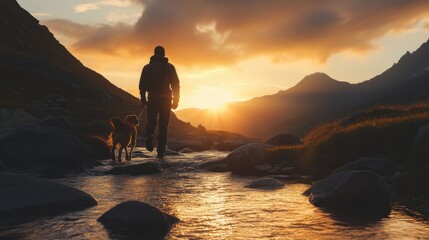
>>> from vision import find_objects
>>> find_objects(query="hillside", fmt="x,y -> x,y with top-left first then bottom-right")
0,0 -> 199,139
176,40 -> 429,138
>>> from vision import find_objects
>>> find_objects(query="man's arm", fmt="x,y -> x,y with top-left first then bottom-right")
170,64 -> 180,109
139,66 -> 148,106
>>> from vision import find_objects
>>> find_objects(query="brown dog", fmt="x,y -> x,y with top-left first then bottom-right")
110,115 -> 139,162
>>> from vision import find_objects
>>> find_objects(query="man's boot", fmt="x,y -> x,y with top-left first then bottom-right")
156,146 -> 165,158
146,134 -> 154,152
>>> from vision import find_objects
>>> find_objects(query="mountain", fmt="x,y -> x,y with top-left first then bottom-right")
0,0 -> 198,139
176,40 -> 429,138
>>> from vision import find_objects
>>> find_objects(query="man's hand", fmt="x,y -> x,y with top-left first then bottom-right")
171,101 -> 178,110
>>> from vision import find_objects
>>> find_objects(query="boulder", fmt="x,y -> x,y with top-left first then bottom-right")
411,165 -> 429,200
0,124 -> 85,170
0,172 -> 97,220
245,177 -> 284,189
81,136 -> 111,160
26,165 -> 67,179
412,125 -> 429,167
39,116 -> 72,130
0,108 -> 38,128
105,162 -> 163,175
330,157 -> 392,176
253,164 -> 273,175
226,143 -> 272,175
388,172 -> 408,193
254,164 -> 272,172
0,159 -> 5,171
265,134 -> 301,146
304,170 -> 391,209
212,140 -> 248,151
197,158 -> 229,172
280,167 -> 296,175
98,201 -> 179,237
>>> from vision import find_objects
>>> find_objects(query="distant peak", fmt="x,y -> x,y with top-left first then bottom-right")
298,72 -> 340,87
290,72 -> 349,93
302,72 -> 333,81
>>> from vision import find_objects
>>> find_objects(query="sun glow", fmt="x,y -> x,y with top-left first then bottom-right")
188,86 -> 238,110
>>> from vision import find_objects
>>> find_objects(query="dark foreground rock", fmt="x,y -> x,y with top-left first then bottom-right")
0,172 -> 97,220
82,136 -> 111,160
212,140 -> 249,151
105,162 -> 163,175
26,165 -> 67,179
245,177 -> 284,189
197,158 -> 229,172
0,159 -> 5,170
98,201 -> 179,238
0,124 -> 85,170
265,134 -> 301,146
304,170 -> 391,209
226,143 -> 272,175
411,165 -> 429,200
330,157 -> 392,176
412,124 -> 429,167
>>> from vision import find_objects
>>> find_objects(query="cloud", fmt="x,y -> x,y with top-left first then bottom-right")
45,19 -> 138,56
75,0 -> 133,13
32,12 -> 51,17
44,19 -> 96,39
105,11 -> 140,23
75,3 -> 99,13
48,0 -> 429,66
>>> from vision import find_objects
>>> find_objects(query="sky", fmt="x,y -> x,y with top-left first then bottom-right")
16,0 -> 429,110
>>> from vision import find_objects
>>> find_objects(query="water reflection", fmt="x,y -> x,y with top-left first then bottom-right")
322,207 -> 391,226
1,150 -> 429,239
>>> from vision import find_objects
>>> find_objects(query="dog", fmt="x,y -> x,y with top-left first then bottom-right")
110,115 -> 139,162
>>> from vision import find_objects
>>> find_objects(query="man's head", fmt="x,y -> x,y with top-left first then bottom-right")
154,46 -> 165,57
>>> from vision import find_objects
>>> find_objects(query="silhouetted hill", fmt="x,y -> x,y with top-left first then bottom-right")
177,39 -> 429,138
0,0 -> 197,138
286,72 -> 351,93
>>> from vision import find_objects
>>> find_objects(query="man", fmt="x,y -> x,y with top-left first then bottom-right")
139,46 -> 180,158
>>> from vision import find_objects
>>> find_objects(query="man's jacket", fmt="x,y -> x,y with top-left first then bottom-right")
139,55 -> 180,104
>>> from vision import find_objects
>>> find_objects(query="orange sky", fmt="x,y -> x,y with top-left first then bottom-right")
17,0 -> 429,110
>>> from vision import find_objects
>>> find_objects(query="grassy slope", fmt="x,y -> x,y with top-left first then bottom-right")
270,101 -> 429,177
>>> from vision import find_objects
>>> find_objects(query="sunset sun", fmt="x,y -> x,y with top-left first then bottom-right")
188,86 -> 238,110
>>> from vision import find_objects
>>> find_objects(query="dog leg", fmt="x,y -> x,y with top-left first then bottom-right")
128,129 -> 137,161
111,140 -> 118,161
128,144 -> 135,161
118,146 -> 124,163
124,147 -> 129,161
111,147 -> 116,161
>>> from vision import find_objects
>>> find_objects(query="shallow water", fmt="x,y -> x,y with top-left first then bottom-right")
1,149 -> 429,239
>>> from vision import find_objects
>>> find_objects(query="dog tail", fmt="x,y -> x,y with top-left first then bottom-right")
110,117 -> 124,130
108,117 -> 124,148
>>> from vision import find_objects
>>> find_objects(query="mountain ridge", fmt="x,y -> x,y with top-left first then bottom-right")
0,0 -> 203,141
176,38 -> 429,138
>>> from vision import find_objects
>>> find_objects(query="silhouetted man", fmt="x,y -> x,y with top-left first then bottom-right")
139,46 -> 180,158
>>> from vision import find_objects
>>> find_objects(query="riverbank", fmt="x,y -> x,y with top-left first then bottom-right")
1,150 -> 429,239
